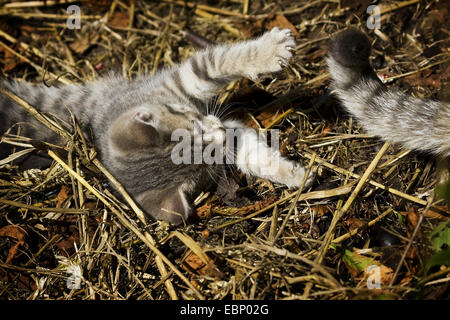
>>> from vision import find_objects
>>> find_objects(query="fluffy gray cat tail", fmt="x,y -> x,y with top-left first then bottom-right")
326,28 -> 450,157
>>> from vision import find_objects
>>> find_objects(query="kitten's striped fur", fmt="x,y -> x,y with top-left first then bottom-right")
326,28 -> 450,157
0,28 -> 311,224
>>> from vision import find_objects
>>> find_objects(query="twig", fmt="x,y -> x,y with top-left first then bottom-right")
194,8 -> 243,38
271,154 -> 316,244
384,57 -> 450,82
378,0 -> 420,15
48,150 -> 204,300
418,267 -> 450,286
303,151 -> 429,207
315,141 -> 390,264
389,197 -> 433,286
2,0 -> 77,8
264,107 -> 295,129
247,242 -> 340,289
0,198 -> 89,214
151,3 -> 173,73
0,40 -> 71,85
213,180 -> 357,230
161,0 -> 245,17
242,0 -> 249,15
332,208 -> 393,243
0,12 -> 102,20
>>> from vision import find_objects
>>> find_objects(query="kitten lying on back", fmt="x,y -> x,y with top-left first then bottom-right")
0,28 -> 311,225
326,28 -> 450,157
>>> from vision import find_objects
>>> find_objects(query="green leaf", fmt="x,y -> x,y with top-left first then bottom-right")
392,209 -> 404,225
425,248 -> 450,274
435,177 -> 450,201
342,248 -> 378,272
373,294 -> 396,300
430,221 -> 450,251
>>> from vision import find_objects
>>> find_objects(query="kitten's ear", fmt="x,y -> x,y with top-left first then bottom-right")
110,109 -> 161,152
134,111 -> 153,125
137,187 -> 194,225
158,188 -> 193,225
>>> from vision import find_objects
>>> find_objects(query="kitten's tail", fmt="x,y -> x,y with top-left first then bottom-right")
326,28 -> 450,157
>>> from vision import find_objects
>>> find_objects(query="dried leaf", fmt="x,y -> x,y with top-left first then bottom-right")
0,225 -> 28,263
0,45 -> 25,72
306,48 -> 327,62
425,8 -> 448,26
0,224 -> 27,238
253,107 -> 287,128
214,196 -> 277,216
109,11 -> 130,28
81,0 -> 112,10
400,206 -> 449,220
341,247 -> 394,285
344,217 -> 366,232
406,207 -> 419,232
56,185 -> 71,208
196,203 -> 212,219
19,25 -> 36,33
265,14 -> 300,38
182,250 -> 223,279
310,205 -> 331,217
403,69 -> 441,90
234,13 -> 300,39
364,264 -> 394,286
320,125 -> 333,137
70,32 -> 99,54
55,234 -> 79,256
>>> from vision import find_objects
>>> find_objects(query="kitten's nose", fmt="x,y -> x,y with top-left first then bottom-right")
201,116 -> 225,145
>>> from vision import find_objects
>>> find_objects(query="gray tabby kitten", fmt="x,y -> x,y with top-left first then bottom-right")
0,28 -> 311,225
326,28 -> 450,157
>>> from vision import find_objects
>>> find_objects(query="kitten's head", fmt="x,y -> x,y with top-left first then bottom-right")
109,102 -> 225,157
107,101 -> 226,225
327,28 -> 371,71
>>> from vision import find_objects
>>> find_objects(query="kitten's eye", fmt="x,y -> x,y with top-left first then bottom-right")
191,120 -> 202,130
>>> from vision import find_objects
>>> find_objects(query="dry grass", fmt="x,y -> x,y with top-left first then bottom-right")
0,0 -> 449,300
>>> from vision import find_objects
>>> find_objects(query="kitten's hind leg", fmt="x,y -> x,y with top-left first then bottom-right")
169,28 -> 296,100
224,119 -> 314,189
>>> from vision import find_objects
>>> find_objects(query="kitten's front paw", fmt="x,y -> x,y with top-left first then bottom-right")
284,163 -> 315,189
251,27 -> 296,77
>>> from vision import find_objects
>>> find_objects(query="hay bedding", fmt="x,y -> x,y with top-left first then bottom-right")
0,0 -> 449,300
